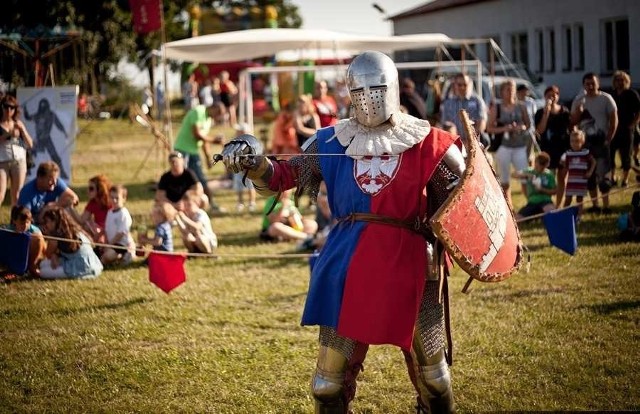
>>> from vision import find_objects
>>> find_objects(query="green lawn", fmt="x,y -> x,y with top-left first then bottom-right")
0,116 -> 639,413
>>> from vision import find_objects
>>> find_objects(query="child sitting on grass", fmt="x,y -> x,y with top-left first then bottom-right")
512,151 -> 557,221
138,202 -> 176,254
0,205 -> 46,277
175,191 -> 218,254
101,185 -> 135,266
260,188 -> 317,243
39,205 -> 103,279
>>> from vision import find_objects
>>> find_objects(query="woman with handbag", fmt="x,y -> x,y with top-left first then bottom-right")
0,94 -> 34,208
487,79 -> 531,207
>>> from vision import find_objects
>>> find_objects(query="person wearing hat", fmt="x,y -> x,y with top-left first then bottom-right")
173,102 -> 227,213
156,151 -> 205,212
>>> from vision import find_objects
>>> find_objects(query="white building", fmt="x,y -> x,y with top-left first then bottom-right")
389,0 -> 640,101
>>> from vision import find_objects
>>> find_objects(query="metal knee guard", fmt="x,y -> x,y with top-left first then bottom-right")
412,347 -> 455,414
311,346 -> 349,414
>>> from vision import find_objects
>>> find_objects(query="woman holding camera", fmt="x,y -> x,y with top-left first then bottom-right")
534,85 -> 571,206
487,79 -> 531,206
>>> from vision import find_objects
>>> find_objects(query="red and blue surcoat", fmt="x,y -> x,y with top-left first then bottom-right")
268,126 -> 458,351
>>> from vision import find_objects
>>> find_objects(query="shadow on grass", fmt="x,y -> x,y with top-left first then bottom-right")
582,300 -> 640,315
52,296 -> 152,316
219,230 -> 266,247
475,287 -> 568,301
0,272 -> 37,285
266,291 -> 308,304
209,255 -> 309,271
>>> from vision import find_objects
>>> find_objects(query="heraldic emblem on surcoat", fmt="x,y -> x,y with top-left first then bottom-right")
354,155 -> 401,196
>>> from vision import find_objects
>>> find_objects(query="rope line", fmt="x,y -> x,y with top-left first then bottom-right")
516,181 -> 639,223
1,182 -> 637,261
0,230 -> 316,260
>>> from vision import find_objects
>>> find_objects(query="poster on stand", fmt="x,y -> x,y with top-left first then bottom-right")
17,86 -> 78,181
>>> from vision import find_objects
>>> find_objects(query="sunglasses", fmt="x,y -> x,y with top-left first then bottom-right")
88,186 -> 96,191
2,104 -> 16,110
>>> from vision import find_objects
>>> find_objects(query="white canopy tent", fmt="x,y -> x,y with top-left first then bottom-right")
163,28 -> 468,130
163,28 -> 453,63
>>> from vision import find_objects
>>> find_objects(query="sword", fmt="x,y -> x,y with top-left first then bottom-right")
208,152 -> 401,167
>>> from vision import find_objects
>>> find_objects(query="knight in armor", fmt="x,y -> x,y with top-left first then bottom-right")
221,51 -> 466,413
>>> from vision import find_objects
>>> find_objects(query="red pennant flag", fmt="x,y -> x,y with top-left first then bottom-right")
148,252 -> 186,294
129,0 -> 162,34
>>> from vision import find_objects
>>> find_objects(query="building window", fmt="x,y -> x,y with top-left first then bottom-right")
575,24 -> 584,70
535,28 -> 555,74
546,28 -> 555,73
535,29 -> 544,74
562,25 -> 573,72
510,32 -> 529,68
602,18 -> 629,73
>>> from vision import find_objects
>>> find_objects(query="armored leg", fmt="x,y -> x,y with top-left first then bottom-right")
405,276 -> 455,414
311,327 -> 368,414
408,348 -> 455,414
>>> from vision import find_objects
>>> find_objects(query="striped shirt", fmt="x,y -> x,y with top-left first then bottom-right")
560,149 -> 593,197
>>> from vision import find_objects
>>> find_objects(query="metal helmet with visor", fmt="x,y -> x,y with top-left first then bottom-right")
346,51 -> 399,127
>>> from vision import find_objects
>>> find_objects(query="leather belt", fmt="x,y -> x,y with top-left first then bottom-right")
337,212 -> 431,238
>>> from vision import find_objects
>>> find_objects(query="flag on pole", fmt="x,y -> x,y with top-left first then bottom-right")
129,0 -> 162,34
542,207 -> 579,255
148,252 -> 186,293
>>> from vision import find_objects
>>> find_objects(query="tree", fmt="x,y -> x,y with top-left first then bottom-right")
0,0 -> 138,93
0,1 -> 302,95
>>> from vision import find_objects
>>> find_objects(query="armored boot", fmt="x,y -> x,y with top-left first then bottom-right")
311,336 -> 368,414
414,351 -> 455,414
311,346 -> 352,414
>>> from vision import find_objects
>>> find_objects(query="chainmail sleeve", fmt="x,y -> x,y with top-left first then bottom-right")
289,138 -> 324,203
414,157 -> 462,359
427,161 -> 461,218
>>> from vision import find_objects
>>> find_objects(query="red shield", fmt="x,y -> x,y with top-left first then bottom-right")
430,111 -> 522,282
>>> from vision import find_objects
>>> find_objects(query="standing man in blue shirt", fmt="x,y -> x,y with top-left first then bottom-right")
440,73 -> 488,143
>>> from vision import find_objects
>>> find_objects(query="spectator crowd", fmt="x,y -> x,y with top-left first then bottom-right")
1,67 -> 639,279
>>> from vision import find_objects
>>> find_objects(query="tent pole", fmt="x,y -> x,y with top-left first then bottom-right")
160,2 -> 173,149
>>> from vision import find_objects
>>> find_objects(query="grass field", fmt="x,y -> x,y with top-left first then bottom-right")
0,115 -> 639,413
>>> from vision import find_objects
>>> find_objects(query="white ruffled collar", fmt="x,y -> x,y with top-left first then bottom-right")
329,113 -> 431,159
